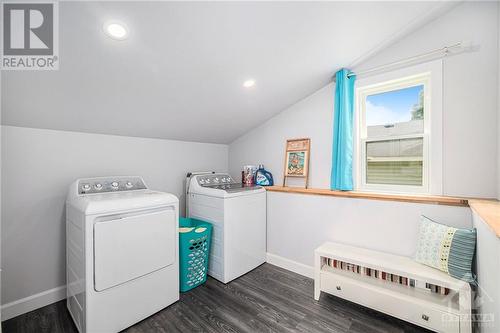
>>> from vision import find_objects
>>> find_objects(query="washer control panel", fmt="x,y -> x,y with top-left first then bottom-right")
197,174 -> 234,186
78,176 -> 147,194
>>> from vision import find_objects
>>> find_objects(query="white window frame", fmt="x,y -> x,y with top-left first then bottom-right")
354,61 -> 443,195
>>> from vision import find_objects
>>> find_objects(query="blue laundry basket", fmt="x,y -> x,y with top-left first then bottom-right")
179,217 -> 212,292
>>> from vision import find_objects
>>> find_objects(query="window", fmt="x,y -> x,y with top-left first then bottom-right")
356,71 -> 437,194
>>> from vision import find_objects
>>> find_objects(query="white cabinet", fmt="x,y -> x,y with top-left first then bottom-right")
315,242 -> 471,333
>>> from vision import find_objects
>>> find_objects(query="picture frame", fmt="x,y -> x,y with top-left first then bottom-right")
283,138 -> 310,188
285,151 -> 308,177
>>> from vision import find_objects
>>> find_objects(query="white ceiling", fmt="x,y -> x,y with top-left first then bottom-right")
2,1 -> 447,144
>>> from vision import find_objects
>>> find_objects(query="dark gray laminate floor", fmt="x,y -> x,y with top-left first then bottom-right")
3,263 -> 431,333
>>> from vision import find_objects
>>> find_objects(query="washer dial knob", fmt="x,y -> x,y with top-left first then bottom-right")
126,181 -> 133,188
111,181 -> 119,189
94,183 -> 103,190
82,184 -> 91,191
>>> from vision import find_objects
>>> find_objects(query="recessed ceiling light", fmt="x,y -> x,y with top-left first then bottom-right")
103,22 -> 128,40
243,79 -> 256,88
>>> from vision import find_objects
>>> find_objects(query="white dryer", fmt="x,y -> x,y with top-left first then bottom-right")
187,173 -> 266,284
66,176 -> 179,333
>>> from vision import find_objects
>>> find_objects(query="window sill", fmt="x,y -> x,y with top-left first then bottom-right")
264,186 -> 469,207
469,200 -> 500,238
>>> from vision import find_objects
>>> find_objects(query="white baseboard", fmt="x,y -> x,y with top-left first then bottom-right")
1,285 -> 66,321
266,253 -> 314,278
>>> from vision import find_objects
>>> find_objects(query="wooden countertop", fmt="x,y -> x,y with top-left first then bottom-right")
469,199 -> 500,237
266,186 -> 500,237
265,186 -> 469,207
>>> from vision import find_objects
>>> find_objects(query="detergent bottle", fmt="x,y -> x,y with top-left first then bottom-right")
254,165 -> 274,186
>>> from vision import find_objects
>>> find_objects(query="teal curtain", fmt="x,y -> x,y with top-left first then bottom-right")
331,69 -> 356,191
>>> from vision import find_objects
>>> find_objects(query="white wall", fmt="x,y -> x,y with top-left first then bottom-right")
1,126 -> 227,310
230,1 -> 499,199
498,2 -> 500,200
472,210 -> 500,333
0,66 -> 2,326
355,1 -> 498,199
268,192 -> 471,268
230,83 -> 334,189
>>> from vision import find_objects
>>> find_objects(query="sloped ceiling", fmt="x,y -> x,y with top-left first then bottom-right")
2,1 -> 448,144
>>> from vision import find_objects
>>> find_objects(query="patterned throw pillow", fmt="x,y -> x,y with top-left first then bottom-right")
414,216 -> 476,284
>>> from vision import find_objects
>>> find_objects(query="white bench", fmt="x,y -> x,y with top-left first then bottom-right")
314,242 -> 472,333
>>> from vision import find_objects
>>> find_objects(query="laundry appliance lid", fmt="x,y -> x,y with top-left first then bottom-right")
189,183 -> 265,198
69,190 -> 179,215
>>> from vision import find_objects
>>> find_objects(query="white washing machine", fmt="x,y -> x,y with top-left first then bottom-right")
66,176 -> 179,333
186,173 -> 266,284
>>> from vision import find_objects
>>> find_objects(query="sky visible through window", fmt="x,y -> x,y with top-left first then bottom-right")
366,85 -> 423,127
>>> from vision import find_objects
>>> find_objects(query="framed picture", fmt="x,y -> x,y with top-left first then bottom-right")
283,138 -> 310,188
285,151 -> 308,177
